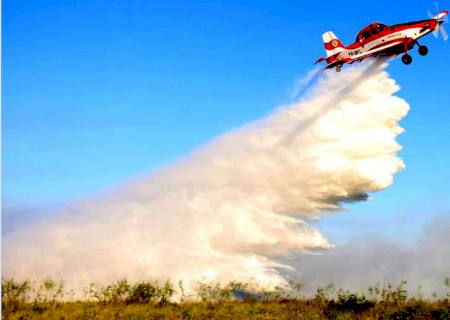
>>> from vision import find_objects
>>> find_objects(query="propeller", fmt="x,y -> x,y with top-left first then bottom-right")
428,2 -> 449,41
440,23 -> 448,41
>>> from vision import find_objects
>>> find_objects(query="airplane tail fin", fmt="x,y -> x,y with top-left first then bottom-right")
322,31 -> 346,57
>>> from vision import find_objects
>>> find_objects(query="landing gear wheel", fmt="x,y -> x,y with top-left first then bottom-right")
336,65 -> 342,72
418,45 -> 428,56
402,54 -> 412,65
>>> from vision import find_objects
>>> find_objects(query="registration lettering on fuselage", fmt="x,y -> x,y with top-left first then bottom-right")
348,49 -> 362,57
387,32 -> 401,39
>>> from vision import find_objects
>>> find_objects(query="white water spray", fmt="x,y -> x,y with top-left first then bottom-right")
3,62 -> 409,293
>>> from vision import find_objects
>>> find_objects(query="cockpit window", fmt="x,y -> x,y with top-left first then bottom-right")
376,24 -> 384,32
362,31 -> 371,39
371,25 -> 384,35
357,23 -> 386,41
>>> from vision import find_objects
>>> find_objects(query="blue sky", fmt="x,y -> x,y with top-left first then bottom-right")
3,0 -> 450,242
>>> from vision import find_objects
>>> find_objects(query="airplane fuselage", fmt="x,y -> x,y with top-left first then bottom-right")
316,10 -> 448,71
339,19 -> 437,62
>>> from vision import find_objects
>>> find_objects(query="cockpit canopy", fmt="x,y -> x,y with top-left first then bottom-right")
356,22 -> 388,41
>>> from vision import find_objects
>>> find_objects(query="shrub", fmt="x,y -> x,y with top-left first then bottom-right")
2,278 -> 31,315
127,282 -> 158,304
334,292 -> 374,313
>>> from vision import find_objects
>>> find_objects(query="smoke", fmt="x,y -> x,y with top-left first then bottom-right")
286,214 -> 450,297
3,62 -> 410,293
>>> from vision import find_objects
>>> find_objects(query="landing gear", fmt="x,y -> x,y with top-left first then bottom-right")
402,54 -> 412,65
418,45 -> 428,56
336,65 -> 342,72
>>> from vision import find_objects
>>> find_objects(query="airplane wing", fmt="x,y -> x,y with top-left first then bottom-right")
314,57 -> 327,65
324,60 -> 345,70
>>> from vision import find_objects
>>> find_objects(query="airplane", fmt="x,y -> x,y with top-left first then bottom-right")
315,10 -> 449,72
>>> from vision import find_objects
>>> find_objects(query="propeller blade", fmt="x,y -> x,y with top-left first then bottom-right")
427,3 -> 447,40
433,28 -> 439,38
440,25 -> 448,41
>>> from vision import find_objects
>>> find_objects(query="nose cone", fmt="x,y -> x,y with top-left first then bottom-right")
436,10 -> 449,21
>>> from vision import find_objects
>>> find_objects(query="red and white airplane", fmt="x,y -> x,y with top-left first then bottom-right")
315,10 -> 449,72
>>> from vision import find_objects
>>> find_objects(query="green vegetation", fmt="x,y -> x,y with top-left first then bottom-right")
2,278 -> 450,319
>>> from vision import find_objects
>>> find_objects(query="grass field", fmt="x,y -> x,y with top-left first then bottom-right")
2,278 -> 449,319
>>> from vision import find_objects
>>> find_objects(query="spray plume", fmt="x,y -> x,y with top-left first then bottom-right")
3,62 -> 409,293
